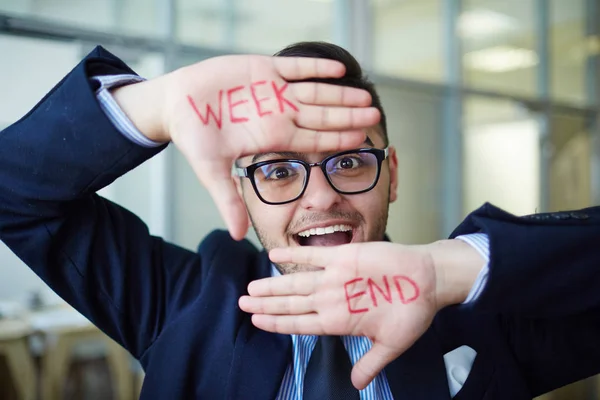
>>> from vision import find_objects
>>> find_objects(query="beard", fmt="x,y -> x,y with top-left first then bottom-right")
249,194 -> 391,275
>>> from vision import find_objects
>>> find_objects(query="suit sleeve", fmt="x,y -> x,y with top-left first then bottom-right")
451,203 -> 600,395
0,46 -> 210,359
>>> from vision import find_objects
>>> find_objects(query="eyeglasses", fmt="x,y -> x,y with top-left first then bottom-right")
234,147 -> 389,205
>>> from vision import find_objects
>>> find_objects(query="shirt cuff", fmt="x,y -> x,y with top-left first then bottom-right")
455,233 -> 489,304
92,74 -> 165,148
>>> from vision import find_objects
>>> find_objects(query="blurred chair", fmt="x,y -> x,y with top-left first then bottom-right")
29,307 -> 135,400
0,318 -> 36,400
535,376 -> 598,400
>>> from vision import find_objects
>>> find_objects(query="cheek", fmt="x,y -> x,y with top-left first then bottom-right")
376,169 -> 393,203
348,186 -> 390,228
246,201 -> 295,234
348,192 -> 387,221
369,173 -> 391,205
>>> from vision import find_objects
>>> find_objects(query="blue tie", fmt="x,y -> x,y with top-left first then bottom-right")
303,336 -> 361,400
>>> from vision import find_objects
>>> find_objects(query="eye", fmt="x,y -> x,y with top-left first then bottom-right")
335,156 -> 362,170
263,165 -> 298,180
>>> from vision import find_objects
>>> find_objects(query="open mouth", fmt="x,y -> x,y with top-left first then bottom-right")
294,224 -> 354,246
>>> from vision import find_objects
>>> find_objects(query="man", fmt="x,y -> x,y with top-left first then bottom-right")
1,41 -> 600,400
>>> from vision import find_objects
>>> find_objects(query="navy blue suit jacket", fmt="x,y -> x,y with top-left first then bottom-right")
2,46 -> 600,399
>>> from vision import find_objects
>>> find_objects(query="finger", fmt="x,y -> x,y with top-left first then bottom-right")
251,314 -> 328,335
272,57 -> 346,80
351,343 -> 403,390
238,295 -> 315,315
270,128 -> 366,154
247,271 -> 323,297
294,105 -> 380,131
291,82 -> 372,107
269,245 -> 355,268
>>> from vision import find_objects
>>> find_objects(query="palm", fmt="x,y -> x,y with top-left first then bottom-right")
170,57 -> 295,158
239,242 -> 439,389
161,55 -> 379,239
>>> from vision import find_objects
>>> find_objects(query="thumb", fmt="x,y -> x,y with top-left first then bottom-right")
351,342 -> 400,390
189,159 -> 249,241
205,175 -> 249,240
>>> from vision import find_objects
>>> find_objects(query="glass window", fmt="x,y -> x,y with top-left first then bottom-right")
95,47 -> 167,236
172,148 -> 233,250
461,0 -> 537,97
373,0 -> 444,82
0,0 -> 165,38
176,0 -> 226,49
171,51 -> 223,71
177,0 -> 333,53
0,34 -> 170,299
463,96 -> 541,216
548,111 -> 592,211
550,0 -> 589,106
375,84 -> 444,244
0,35 -> 81,127
0,34 -> 82,302
170,49 -> 246,248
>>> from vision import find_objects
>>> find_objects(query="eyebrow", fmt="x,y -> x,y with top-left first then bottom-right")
251,151 -> 302,163
250,136 -> 375,164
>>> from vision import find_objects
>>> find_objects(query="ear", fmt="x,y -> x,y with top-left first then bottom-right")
387,146 -> 399,203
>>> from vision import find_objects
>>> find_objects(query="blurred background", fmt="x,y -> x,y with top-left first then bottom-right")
0,0 -> 598,398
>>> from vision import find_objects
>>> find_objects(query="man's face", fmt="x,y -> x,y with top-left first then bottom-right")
236,130 -> 398,274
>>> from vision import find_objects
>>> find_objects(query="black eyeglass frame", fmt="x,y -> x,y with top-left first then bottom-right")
234,147 -> 390,205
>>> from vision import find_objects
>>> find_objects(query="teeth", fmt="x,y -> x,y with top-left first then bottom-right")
297,224 -> 353,237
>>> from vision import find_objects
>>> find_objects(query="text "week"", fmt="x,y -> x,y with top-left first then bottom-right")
187,81 -> 298,129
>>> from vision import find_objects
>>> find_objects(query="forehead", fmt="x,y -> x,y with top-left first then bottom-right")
237,128 -> 385,167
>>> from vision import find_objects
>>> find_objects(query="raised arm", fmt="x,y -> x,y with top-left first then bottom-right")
239,203 -> 600,391
0,45 -> 380,357
0,46 -> 184,358
451,203 -> 600,317
451,203 -> 600,395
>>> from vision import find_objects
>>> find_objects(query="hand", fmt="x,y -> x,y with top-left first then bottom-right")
240,242 -> 437,390
238,240 -> 484,390
113,55 -> 380,239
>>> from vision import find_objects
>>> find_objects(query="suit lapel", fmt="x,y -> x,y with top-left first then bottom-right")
227,252 -> 292,400
384,326 -> 451,399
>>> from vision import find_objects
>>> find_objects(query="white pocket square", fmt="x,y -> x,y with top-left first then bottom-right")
443,345 -> 477,397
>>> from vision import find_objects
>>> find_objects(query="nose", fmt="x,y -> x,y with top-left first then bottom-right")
298,167 -> 343,210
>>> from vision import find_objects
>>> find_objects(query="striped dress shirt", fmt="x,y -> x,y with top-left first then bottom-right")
93,74 -> 491,399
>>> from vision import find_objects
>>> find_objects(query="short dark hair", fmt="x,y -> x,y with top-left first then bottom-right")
274,41 -> 388,146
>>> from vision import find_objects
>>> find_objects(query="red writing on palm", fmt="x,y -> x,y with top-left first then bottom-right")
187,81 -> 298,129
344,275 -> 420,314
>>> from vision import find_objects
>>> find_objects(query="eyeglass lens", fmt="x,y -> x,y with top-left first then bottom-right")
253,152 -> 379,204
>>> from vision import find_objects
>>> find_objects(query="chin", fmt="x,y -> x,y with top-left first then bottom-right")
275,263 -> 322,275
